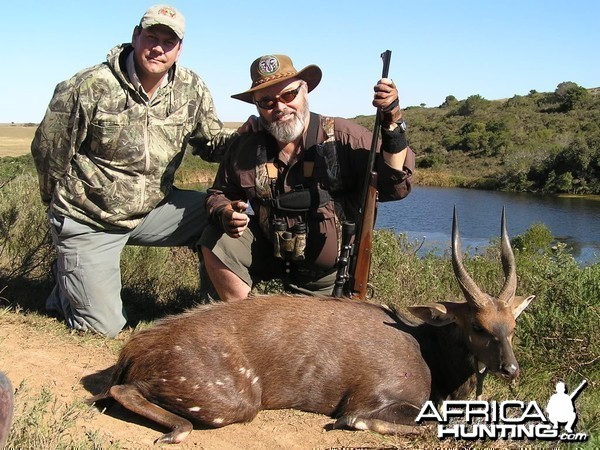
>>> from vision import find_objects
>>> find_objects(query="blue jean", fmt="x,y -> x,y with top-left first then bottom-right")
46,188 -> 207,338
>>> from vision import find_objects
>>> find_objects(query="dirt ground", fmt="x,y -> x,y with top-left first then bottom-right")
0,313 -> 434,449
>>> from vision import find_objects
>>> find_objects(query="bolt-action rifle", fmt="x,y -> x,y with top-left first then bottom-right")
333,50 -> 392,300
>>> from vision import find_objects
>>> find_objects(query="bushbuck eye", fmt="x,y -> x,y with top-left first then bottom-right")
472,323 -> 485,333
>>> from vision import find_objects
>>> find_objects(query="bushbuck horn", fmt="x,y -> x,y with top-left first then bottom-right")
451,206 -> 488,308
497,206 -> 517,305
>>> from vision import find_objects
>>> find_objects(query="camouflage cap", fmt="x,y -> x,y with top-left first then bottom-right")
140,4 -> 185,39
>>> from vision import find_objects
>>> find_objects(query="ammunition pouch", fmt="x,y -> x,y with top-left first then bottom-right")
264,188 -> 331,213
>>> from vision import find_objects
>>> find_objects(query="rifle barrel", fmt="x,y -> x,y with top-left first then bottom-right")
346,50 -> 393,299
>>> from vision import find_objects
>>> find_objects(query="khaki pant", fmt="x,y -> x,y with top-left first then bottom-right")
199,219 -> 337,298
46,188 -> 207,338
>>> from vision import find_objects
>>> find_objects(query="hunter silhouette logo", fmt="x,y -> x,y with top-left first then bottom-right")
546,380 -> 587,434
416,378 -> 589,442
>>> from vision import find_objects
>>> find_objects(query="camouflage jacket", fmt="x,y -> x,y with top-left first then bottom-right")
31,44 -> 236,230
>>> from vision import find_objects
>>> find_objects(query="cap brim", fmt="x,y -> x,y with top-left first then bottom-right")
231,65 -> 322,104
142,22 -> 184,39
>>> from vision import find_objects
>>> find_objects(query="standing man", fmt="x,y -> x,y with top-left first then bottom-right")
200,54 -> 415,301
31,5 -> 246,338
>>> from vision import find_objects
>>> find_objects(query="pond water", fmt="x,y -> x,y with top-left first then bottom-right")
376,186 -> 600,265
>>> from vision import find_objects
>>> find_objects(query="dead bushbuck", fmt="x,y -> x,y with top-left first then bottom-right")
90,207 -> 535,444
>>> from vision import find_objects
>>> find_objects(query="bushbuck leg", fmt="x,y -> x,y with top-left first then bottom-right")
333,402 -> 423,434
110,385 -> 193,444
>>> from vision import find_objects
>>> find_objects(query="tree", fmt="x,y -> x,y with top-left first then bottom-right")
457,95 -> 490,116
555,82 -> 590,111
440,95 -> 458,108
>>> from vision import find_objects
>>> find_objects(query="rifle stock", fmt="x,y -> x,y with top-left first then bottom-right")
349,172 -> 378,299
342,50 -> 392,300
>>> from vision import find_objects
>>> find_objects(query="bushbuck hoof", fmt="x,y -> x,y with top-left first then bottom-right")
333,416 -> 422,435
155,429 -> 192,445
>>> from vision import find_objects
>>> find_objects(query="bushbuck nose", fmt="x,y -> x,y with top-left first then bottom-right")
501,362 -> 520,379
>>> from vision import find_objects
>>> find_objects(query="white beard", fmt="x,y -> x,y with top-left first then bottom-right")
261,98 -> 310,144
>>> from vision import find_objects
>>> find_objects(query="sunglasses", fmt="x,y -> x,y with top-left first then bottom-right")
254,84 -> 303,110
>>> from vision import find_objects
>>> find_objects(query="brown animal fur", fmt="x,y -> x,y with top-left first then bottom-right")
92,297 -> 429,443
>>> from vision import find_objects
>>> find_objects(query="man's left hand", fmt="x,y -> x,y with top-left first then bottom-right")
373,78 -> 402,125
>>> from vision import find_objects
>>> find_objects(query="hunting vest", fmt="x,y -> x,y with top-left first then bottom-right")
254,113 -> 347,250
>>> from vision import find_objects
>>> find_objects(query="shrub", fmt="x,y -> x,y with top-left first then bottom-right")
511,222 -> 554,253
0,174 -> 53,279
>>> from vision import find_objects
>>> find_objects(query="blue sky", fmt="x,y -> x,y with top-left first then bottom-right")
3,0 -> 598,123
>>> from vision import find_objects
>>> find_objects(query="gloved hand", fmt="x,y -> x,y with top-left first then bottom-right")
219,200 -> 250,238
373,78 -> 402,126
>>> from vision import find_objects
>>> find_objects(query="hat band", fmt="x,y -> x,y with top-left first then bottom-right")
253,71 -> 297,88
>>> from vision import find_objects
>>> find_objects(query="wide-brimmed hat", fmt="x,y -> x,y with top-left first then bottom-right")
139,4 -> 185,39
232,54 -> 322,104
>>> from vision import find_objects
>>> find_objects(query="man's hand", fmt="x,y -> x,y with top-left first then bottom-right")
220,200 -> 250,238
237,115 -> 261,134
373,78 -> 402,125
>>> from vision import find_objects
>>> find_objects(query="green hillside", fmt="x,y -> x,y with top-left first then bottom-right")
353,82 -> 600,195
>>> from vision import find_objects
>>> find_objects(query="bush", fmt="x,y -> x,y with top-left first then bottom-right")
511,222 -> 554,253
0,174 -> 53,279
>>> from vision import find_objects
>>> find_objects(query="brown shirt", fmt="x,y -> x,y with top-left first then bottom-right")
206,113 -> 415,272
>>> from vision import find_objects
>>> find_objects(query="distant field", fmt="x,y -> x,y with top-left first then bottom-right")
0,124 -> 36,157
0,122 -> 243,157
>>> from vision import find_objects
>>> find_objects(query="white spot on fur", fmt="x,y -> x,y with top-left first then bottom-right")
176,398 -> 183,402
213,418 -> 224,425
160,378 -> 167,382
174,345 -> 182,351
354,420 -> 369,430
188,406 -> 201,412
179,376 -> 187,382
222,352 -> 230,358
192,384 -> 200,390
215,380 -> 224,386
252,376 -> 259,385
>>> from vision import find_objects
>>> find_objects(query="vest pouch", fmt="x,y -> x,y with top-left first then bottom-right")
274,189 -> 331,212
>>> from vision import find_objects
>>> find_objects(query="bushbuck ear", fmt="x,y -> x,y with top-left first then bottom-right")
408,302 -> 465,327
509,295 -> 536,319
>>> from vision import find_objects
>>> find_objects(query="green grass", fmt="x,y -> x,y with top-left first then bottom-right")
5,381 -> 121,450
